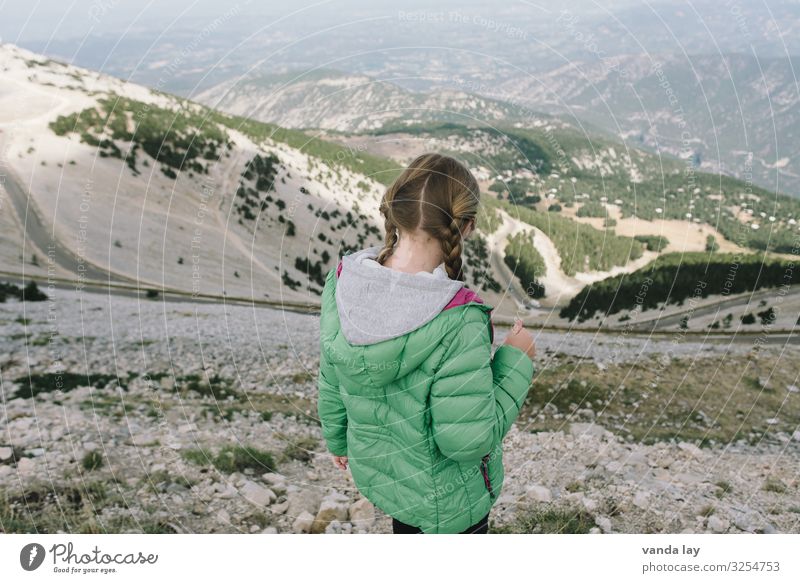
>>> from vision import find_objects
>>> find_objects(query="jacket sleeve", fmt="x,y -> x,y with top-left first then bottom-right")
429,307 -> 534,463
317,269 -> 348,456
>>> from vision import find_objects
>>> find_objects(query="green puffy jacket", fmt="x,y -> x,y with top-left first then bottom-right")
317,247 -> 535,533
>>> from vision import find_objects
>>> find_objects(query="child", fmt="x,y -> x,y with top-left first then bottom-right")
317,153 -> 536,534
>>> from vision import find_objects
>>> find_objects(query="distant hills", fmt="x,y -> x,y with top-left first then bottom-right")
2,43 -> 798,326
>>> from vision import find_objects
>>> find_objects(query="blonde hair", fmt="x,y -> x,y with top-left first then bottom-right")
376,153 -> 480,281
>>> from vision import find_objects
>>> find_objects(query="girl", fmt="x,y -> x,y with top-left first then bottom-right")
317,153 -> 536,534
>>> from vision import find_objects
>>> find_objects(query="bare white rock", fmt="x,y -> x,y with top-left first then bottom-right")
707,515 -> 729,533
312,493 -> 350,534
292,511 -> 315,533
349,497 -> 375,527
240,480 -> 276,507
525,484 -> 552,503
677,442 -> 702,458
595,515 -> 613,533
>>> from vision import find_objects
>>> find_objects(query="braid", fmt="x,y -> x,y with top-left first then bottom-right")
376,215 -> 398,265
440,217 -> 465,281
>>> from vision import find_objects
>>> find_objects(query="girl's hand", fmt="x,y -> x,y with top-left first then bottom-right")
503,318 -> 536,360
332,455 -> 348,470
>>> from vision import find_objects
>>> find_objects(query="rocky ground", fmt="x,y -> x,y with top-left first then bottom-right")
1,285 -> 798,533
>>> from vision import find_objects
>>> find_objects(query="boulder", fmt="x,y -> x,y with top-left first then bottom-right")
240,480 -> 276,507
349,498 -> 375,527
525,484 -> 552,503
292,511 -> 315,533
311,493 -> 350,534
707,515 -> 729,533
286,487 -> 322,518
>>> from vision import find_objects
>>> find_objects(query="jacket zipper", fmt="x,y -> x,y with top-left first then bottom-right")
480,454 -> 495,500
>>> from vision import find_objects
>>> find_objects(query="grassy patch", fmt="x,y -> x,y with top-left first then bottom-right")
182,445 -> 276,474
81,451 -> 104,471
0,482 -> 127,534
176,374 -> 239,400
281,436 -> 319,463
13,372 -> 122,399
763,477 -> 788,494
491,505 -> 596,534
520,354 -> 800,446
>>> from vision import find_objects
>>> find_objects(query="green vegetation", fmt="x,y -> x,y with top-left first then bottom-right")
235,153 -> 281,222
182,445 -> 276,474
176,373 -> 239,400
209,111 -> 402,185
476,195 -> 502,234
503,232 -> 546,298
281,436 -> 319,463
50,95 -> 230,178
0,281 -> 47,303
491,505 -> 596,534
368,123 -> 552,176
499,200 -> 644,275
367,121 -> 800,254
576,201 -> 608,218
464,235 -> 502,293
13,372 -> 121,399
560,251 -> 799,322
0,481 -> 175,533
634,234 -> 669,252
81,451 -> 104,471
521,353 -> 800,446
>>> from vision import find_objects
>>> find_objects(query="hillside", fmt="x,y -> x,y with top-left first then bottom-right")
196,69 -> 539,133
0,45 -> 392,305
496,52 -> 800,198
3,43 -> 796,324
0,44 -> 665,316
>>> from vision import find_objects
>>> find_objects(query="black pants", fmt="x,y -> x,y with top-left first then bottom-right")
392,512 -> 490,534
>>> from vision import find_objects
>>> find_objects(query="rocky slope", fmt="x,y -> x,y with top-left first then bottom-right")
1,287 -> 797,534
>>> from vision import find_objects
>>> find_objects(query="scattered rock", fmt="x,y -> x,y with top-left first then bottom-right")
349,498 -> 375,527
677,442 -> 702,458
16,457 -> 36,477
569,423 -> 611,439
286,487 -> 322,518
292,511 -> 315,533
311,492 -> 350,534
262,526 -> 278,534
632,490 -> 651,510
595,515 -> 613,533
525,484 -> 552,503
707,515 -> 729,533
240,480 -> 276,507
0,447 -> 12,462
262,473 -> 288,495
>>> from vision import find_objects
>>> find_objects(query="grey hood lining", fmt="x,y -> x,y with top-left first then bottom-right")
335,246 -> 464,346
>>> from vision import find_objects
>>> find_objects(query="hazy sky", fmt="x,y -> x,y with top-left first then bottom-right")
0,0 -> 643,44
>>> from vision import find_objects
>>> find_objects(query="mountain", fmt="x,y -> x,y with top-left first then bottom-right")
3,43 -> 795,326
195,70 -> 540,133
495,52 -> 800,197
0,44 -> 391,306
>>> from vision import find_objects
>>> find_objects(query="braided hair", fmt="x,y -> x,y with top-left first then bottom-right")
375,153 -> 480,281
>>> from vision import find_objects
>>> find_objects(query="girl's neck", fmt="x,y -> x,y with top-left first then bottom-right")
383,230 -> 444,274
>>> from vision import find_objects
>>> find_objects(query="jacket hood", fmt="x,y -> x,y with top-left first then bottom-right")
335,246 -> 465,346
